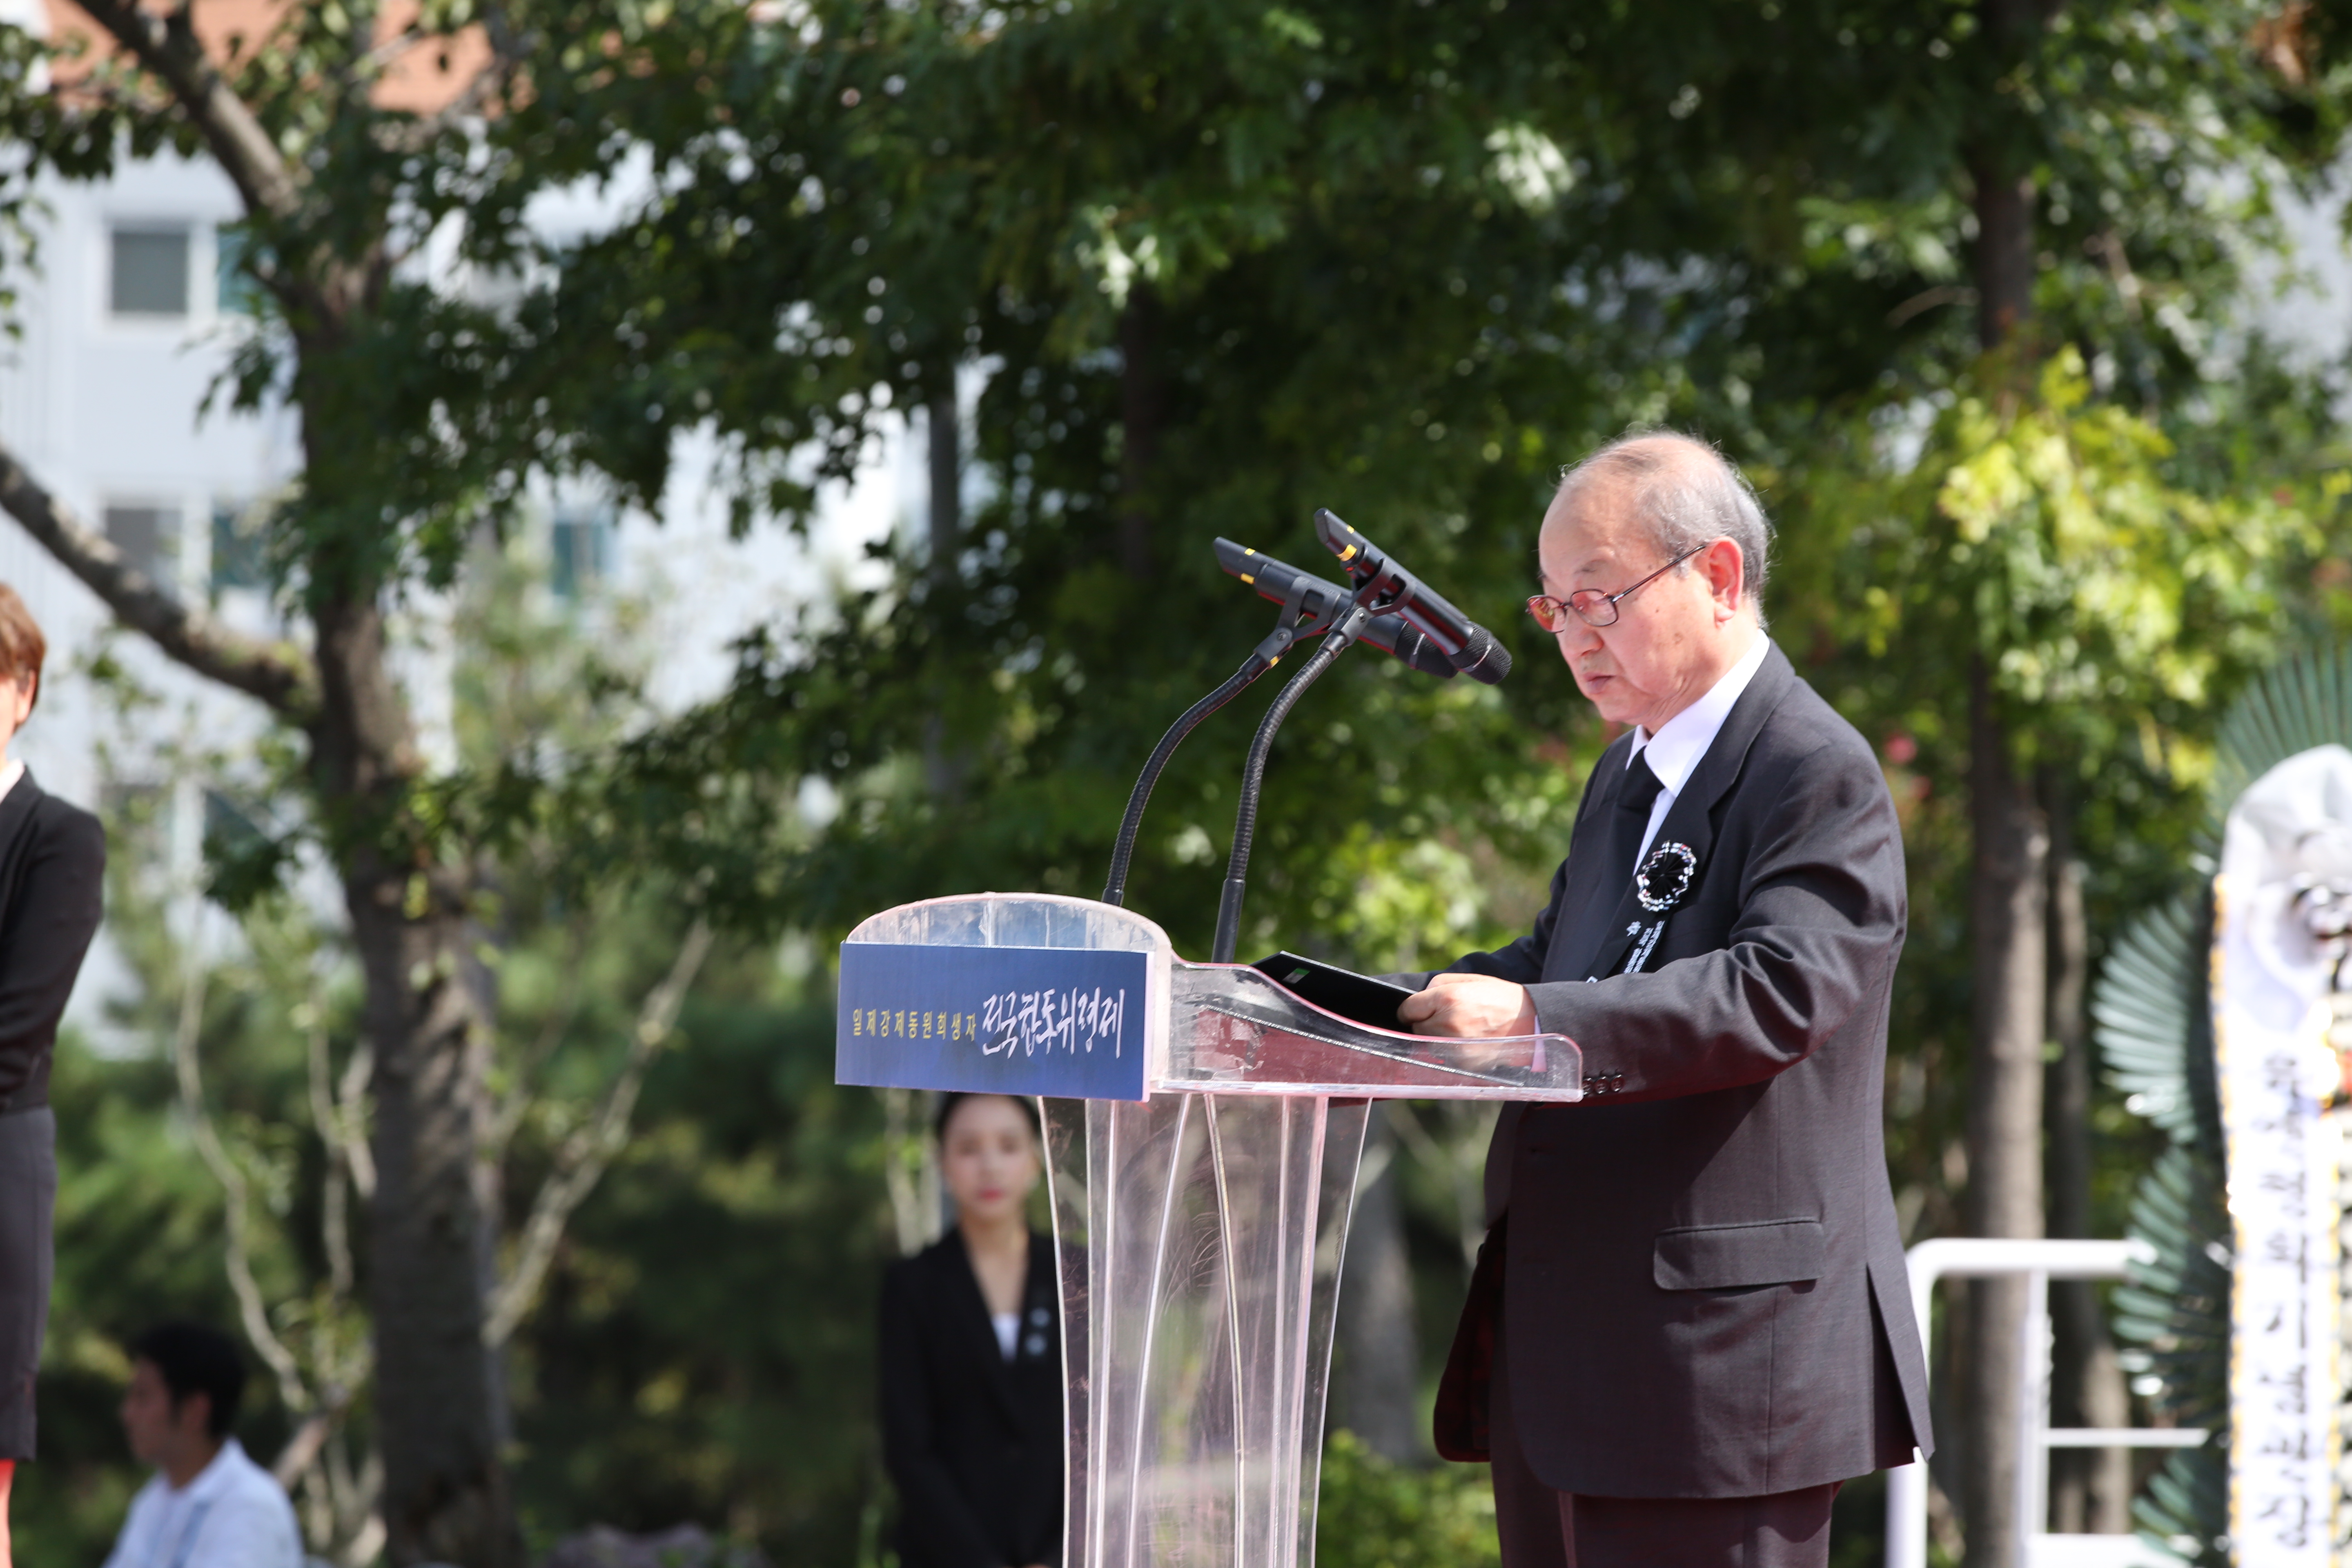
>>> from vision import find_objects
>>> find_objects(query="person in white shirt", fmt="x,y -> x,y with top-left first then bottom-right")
102,1323 -> 303,1568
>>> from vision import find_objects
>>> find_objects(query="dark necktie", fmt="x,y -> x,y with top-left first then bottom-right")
1614,751 -> 1666,884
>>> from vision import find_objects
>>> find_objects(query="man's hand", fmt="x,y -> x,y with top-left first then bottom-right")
1398,973 -> 1539,1038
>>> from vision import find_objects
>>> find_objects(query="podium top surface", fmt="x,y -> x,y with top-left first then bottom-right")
837,894 -> 1583,1103
847,891 -> 1173,955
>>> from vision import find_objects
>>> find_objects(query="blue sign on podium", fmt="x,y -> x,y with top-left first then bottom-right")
835,940 -> 1152,1100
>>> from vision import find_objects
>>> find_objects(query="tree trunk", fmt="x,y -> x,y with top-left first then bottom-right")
1336,1106 -> 1423,1464
314,597 -> 521,1568
1971,0 -> 2049,356
1971,157 -> 2038,351
2042,782 -> 2134,1535
924,376 -> 964,801
1117,288 -> 1162,581
1961,659 -> 2049,1568
1960,11 -> 2051,1544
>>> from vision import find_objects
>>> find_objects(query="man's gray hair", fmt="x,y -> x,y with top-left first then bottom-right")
1554,431 -> 1773,609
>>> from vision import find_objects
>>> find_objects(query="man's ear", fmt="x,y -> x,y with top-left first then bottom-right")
1702,537 -> 1746,616
175,1390 -> 213,1438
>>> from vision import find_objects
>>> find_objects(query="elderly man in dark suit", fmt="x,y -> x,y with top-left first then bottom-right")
1399,433 -> 1931,1568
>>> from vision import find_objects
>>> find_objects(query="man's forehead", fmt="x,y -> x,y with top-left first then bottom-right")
1538,483 -> 1642,581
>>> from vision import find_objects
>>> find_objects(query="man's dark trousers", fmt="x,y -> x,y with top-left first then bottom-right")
1420,644 -> 1933,1563
1490,1314 -> 1836,1567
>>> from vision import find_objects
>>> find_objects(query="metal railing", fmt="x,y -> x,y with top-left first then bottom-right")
1885,1237 -> 2208,1568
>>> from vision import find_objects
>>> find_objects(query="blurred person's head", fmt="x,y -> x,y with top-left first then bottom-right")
122,1322 -> 245,1484
0,584 -> 41,755
1535,432 -> 1768,733
936,1093 -> 1042,1232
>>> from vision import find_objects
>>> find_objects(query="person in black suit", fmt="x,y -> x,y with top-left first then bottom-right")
1398,434 -> 1930,1568
0,584 -> 105,1567
878,1092 -> 1062,1568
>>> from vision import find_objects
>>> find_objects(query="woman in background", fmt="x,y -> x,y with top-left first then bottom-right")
878,1093 -> 1062,1568
0,584 -> 106,1568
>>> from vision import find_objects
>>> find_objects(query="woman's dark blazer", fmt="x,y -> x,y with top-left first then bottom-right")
0,767 -> 102,1459
0,770 -> 104,1113
879,1228 -> 1064,1568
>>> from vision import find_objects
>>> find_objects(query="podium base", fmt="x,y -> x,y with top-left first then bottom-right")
1046,1092 -> 1369,1568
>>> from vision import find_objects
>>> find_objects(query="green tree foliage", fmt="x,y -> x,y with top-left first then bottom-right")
1314,1432 -> 1500,1568
552,0 -> 2352,960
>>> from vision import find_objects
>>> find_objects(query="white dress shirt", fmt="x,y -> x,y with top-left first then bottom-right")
0,759 -> 22,807
1625,630 -> 1769,864
102,1438 -> 304,1568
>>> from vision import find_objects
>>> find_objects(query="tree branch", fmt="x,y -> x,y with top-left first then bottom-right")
482,920 -> 714,1348
336,1039 -> 377,1200
273,1387 -> 352,1489
66,0 -> 304,224
0,437 -> 317,716
304,993 -> 367,1302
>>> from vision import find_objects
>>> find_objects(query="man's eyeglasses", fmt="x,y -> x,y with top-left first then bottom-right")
1526,543 -> 1707,632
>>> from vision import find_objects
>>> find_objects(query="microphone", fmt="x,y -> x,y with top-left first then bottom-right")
1311,508 -> 1513,685
1214,539 -> 1456,679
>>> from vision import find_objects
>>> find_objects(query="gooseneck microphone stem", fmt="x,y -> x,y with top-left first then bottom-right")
1102,655 -> 1269,908
1211,618 -> 1362,963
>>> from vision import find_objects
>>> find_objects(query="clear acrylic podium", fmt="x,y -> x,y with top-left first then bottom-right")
838,893 -> 1588,1568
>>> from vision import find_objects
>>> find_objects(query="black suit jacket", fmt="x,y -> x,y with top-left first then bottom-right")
879,1229 -> 1064,1568
0,771 -> 103,1114
1431,643 -> 1931,1499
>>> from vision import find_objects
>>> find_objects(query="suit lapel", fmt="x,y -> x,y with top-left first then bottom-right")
942,1231 -> 1025,1423
0,771 -> 43,910
1575,644 -> 1799,982
0,769 -> 40,849
1546,736 -> 1640,982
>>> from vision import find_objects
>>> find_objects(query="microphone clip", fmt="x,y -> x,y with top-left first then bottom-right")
1251,570 -> 1372,666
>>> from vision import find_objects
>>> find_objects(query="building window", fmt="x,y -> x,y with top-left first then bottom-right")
211,501 -> 267,591
104,505 -> 178,581
550,505 -> 614,601
109,226 -> 192,319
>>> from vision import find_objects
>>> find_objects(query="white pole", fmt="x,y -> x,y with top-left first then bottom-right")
1885,1239 -> 2149,1568
2013,1269 -> 2050,1564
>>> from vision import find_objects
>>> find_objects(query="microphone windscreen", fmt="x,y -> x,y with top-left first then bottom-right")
1451,626 -> 1513,685
1359,616 -> 1455,679
1399,628 -> 1460,680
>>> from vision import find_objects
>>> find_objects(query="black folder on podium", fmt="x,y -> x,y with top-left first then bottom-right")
1251,951 -> 1416,1032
